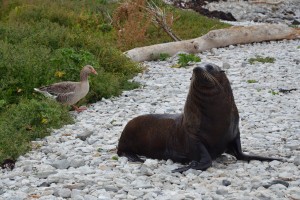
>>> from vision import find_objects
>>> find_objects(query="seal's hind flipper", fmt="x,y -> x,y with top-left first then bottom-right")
238,153 -> 282,162
227,134 -> 282,162
119,152 -> 144,162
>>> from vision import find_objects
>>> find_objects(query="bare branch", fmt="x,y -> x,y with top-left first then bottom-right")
144,1 -> 181,41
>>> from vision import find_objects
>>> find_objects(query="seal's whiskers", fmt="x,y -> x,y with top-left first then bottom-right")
204,71 -> 223,90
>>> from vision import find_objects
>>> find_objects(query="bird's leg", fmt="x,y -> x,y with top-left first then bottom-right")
72,105 -> 87,112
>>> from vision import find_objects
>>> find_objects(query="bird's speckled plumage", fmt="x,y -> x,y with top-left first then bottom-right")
34,65 -> 97,112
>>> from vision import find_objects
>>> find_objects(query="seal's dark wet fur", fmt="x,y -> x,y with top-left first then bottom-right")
117,63 -> 281,172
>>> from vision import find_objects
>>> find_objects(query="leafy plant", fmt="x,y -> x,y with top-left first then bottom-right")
112,156 -> 119,160
178,53 -> 201,67
269,89 -> 279,95
248,56 -> 276,65
247,80 -> 258,83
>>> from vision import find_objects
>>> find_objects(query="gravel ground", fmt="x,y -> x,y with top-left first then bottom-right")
1,39 -> 299,199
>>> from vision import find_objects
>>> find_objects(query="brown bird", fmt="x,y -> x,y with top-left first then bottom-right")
34,65 -> 98,112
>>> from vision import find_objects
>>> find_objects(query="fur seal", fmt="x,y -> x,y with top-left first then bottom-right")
117,63 -> 281,172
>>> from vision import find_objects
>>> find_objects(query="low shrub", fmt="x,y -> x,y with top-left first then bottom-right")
0,98 -> 73,162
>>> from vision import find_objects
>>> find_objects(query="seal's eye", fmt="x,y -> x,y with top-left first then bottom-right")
220,70 -> 225,73
205,64 -> 214,72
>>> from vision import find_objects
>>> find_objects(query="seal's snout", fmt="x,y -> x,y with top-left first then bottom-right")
194,63 -> 218,74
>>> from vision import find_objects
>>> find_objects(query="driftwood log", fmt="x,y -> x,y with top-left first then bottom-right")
124,24 -> 300,62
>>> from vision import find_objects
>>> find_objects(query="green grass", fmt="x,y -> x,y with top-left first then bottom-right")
248,56 -> 276,65
0,0 -> 231,165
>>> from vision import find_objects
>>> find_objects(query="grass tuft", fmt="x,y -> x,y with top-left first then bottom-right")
248,56 -> 276,65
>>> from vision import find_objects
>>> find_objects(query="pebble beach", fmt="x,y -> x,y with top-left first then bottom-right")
1,39 -> 299,199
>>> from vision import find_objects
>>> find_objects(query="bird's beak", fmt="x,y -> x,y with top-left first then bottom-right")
92,69 -> 98,75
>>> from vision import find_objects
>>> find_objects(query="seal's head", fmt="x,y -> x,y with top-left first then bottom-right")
191,63 -> 226,90
188,63 -> 236,113
184,63 -> 235,135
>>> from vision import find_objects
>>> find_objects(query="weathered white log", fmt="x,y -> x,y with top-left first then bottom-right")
249,0 -> 283,5
124,24 -> 300,62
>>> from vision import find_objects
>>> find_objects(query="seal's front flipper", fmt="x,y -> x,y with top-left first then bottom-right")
227,135 -> 282,162
172,139 -> 213,173
172,165 -> 191,173
172,141 -> 212,173
172,160 -> 212,173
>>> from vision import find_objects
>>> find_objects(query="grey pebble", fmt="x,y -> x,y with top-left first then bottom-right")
50,159 -> 70,169
222,62 -> 230,69
293,155 -> 300,166
57,188 -> 71,198
222,180 -> 231,186
36,170 -> 57,179
76,130 -> 94,141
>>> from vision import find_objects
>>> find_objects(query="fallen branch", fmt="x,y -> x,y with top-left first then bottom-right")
124,24 -> 300,62
249,0 -> 284,5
